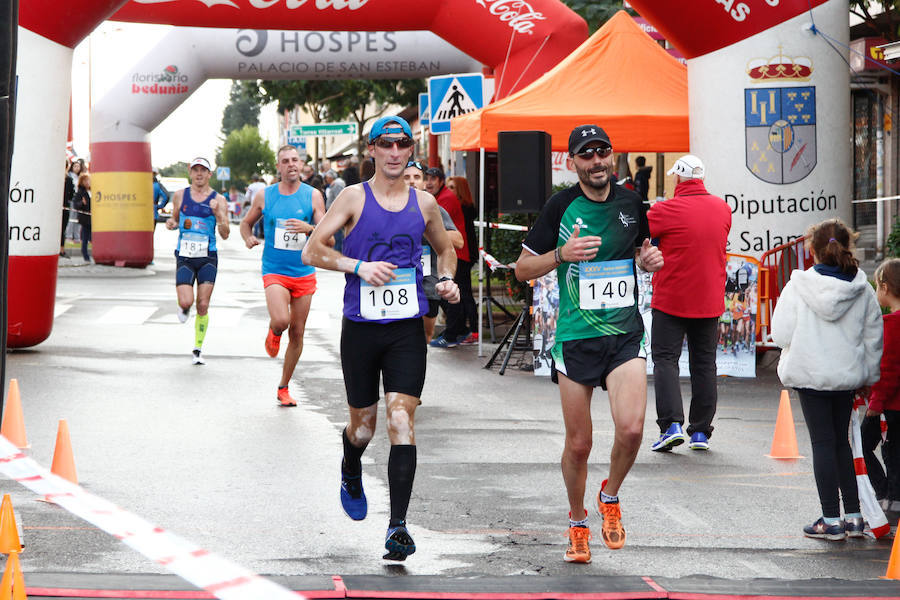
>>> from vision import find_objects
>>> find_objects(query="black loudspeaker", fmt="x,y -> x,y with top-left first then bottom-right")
498,130 -> 551,213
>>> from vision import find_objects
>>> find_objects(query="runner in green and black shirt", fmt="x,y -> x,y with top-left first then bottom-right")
516,125 -> 664,564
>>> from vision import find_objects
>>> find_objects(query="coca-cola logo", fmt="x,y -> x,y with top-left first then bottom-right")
475,0 -> 546,35
135,0 -> 371,8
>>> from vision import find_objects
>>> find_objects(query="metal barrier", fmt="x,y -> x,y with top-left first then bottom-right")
757,236 -> 812,348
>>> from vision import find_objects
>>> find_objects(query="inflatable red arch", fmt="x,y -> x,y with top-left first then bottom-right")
10,0 -> 586,348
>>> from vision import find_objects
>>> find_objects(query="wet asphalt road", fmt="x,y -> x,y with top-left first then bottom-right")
2,227 -> 896,585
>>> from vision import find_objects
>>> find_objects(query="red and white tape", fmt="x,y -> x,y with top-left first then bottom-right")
479,248 -> 512,271
0,435 -> 303,600
473,221 -> 529,232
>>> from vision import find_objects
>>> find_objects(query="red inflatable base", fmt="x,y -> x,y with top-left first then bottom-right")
93,231 -> 153,267
7,254 -> 58,348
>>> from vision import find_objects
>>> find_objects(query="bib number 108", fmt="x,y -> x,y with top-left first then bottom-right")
367,287 -> 410,307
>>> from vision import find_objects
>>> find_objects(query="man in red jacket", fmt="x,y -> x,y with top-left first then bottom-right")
647,155 -> 731,452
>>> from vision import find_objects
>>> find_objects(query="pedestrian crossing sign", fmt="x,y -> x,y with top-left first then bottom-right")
419,93 -> 430,127
216,166 -> 230,181
428,73 -> 484,134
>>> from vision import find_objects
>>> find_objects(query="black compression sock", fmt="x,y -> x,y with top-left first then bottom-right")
342,427 -> 367,477
388,444 -> 417,527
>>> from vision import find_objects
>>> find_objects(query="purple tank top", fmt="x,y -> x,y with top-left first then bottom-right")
342,182 -> 428,323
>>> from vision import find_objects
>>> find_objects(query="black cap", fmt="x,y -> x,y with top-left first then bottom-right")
568,125 -> 611,155
425,167 -> 445,179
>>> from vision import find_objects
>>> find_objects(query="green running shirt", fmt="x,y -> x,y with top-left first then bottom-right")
522,182 -> 649,347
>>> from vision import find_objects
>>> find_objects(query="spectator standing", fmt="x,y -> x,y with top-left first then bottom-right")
863,258 -> 900,512
425,167 -> 468,348
73,173 -> 92,262
67,158 -> 85,242
324,169 -> 346,210
342,159 -> 361,186
246,173 -> 267,240
633,156 -> 652,204
153,169 -> 170,227
61,161 -> 74,257
446,176 -> 479,345
771,218 -> 883,540
325,169 -> 347,252
647,155 -> 731,452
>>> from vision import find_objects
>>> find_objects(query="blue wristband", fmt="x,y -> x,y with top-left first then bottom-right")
354,260 -> 362,274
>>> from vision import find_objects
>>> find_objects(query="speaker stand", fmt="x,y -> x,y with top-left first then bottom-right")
484,286 -> 533,375
482,267 -> 517,343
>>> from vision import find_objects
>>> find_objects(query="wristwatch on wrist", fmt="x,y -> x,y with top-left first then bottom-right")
438,276 -> 453,283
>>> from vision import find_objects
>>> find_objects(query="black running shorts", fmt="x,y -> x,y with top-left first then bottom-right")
340,317 -> 427,408
552,330 -> 645,390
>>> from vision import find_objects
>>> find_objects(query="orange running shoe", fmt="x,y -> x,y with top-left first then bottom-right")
265,328 -> 281,357
564,526 -> 591,563
597,481 -> 626,549
277,386 -> 297,407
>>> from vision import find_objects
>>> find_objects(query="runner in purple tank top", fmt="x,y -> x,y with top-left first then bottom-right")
303,115 -> 459,561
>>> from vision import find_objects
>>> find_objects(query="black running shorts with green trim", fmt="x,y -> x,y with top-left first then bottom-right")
552,330 -> 645,390
340,317 -> 427,408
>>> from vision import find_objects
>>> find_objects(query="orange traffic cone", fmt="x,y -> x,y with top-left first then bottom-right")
0,380 -> 28,449
883,522 -> 900,579
767,390 -> 803,459
0,551 -> 26,600
50,419 -> 78,484
0,496 -> 21,555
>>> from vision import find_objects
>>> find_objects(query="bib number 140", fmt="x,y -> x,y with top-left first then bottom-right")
360,267 -> 418,320
579,259 -> 635,310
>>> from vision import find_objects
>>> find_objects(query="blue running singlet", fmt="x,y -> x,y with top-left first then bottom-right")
176,189 -> 218,258
262,183 -> 316,278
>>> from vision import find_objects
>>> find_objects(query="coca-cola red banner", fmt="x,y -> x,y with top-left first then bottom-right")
627,0 -> 830,59
110,0 -> 587,98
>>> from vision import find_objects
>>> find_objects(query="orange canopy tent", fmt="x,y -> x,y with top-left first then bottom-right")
450,10 -> 689,153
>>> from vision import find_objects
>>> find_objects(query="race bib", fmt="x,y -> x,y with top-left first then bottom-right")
274,218 -> 306,251
360,267 -> 418,320
421,245 -> 432,277
179,232 -> 208,258
579,259 -> 635,310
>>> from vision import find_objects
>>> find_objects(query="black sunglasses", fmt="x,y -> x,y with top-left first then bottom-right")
573,146 -> 612,159
373,136 -> 415,149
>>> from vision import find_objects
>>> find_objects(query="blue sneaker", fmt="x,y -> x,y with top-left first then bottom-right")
383,523 -> 416,561
688,431 -> 710,451
340,470 -> 367,521
651,423 -> 687,452
429,335 -> 458,348
803,517 -> 846,540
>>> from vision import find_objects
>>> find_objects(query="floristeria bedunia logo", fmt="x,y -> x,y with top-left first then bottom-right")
132,65 -> 189,95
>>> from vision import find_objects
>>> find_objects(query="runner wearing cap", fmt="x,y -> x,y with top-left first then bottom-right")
515,125 -> 664,563
165,157 -> 230,365
240,144 -> 326,407
303,115 -> 460,561
648,155 -> 731,452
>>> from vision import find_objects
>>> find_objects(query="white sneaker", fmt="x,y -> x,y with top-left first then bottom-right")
177,307 -> 190,323
192,349 -> 205,365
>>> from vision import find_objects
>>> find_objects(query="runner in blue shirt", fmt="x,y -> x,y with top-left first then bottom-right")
165,157 -> 230,365
240,145 -> 326,407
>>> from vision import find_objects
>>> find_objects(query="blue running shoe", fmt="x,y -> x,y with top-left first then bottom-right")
803,517 -> 846,540
340,471 -> 367,521
429,335 -> 458,348
688,432 -> 710,451
384,523 -> 416,561
651,423 -> 687,452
